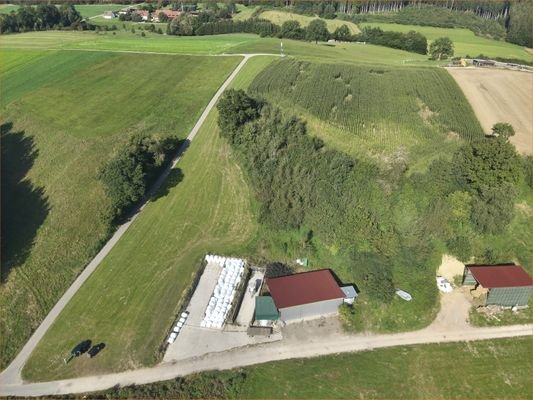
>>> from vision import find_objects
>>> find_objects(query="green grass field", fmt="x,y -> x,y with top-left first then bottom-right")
228,37 -> 438,66
0,31 -> 260,55
0,49 -> 243,372
260,10 -> 360,34
233,4 -> 259,21
360,22 -> 532,62
249,58 -> 483,171
21,56 -> 275,381
0,31 -> 444,66
90,337 -> 531,399
0,4 -> 18,14
236,337 -> 532,399
75,4 -> 125,18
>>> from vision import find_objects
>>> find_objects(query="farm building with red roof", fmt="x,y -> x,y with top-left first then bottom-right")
265,269 -> 355,322
463,264 -> 533,306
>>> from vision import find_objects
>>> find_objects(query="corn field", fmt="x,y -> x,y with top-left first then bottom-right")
248,59 -> 484,154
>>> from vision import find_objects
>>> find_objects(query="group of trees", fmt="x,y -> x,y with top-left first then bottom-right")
0,4 -> 82,34
358,26 -> 428,54
217,89 -> 527,305
167,13 -> 431,56
170,15 -> 279,37
100,135 -> 179,221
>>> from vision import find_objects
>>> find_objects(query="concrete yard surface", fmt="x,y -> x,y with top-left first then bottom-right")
164,263 -> 279,362
235,269 -> 265,326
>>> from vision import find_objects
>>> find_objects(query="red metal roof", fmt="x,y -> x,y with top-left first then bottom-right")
467,264 -> 533,288
266,269 -> 345,309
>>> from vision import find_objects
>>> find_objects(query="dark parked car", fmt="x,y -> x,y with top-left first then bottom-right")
87,343 -> 106,358
71,340 -> 91,357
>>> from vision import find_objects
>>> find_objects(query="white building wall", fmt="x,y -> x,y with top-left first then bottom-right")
279,298 -> 343,321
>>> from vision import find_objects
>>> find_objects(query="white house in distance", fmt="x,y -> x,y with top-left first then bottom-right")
103,11 -> 116,19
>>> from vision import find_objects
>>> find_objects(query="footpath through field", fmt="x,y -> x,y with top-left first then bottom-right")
0,53 -> 255,389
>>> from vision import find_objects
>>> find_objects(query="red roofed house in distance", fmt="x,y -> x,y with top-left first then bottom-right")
462,264 -> 533,307
265,269 -> 357,322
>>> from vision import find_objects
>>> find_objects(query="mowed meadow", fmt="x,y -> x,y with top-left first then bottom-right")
359,22 -> 532,62
0,48 -> 242,370
259,9 -> 360,34
22,56 -> 274,380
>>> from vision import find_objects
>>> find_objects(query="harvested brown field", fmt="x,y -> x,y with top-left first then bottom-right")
447,67 -> 532,154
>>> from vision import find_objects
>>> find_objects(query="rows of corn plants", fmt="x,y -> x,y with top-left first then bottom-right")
248,59 -> 484,155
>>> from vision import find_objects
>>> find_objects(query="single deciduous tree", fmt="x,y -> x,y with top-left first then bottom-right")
491,122 -> 515,138
429,37 -> 454,60
333,24 -> 351,41
306,19 -> 329,44
101,152 -> 145,218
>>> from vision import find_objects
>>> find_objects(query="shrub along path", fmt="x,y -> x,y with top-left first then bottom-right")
0,53 -> 255,387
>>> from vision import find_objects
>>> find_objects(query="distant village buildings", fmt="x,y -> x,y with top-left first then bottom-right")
106,8 -> 187,23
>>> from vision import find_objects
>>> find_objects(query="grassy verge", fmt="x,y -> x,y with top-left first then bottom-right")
360,22 -> 532,62
21,56 -> 274,381
1,49 -> 242,371
74,337 -> 532,399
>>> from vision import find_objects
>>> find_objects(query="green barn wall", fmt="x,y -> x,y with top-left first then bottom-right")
487,286 -> 533,306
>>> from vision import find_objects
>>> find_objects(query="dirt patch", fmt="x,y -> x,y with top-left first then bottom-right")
437,254 -> 465,282
416,98 -> 435,124
447,67 -> 532,155
446,131 -> 460,141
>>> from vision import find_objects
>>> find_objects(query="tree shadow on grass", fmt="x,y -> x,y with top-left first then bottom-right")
1,122 -> 50,283
148,138 -> 189,203
151,168 -> 184,202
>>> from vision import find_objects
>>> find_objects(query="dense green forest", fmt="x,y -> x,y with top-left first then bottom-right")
270,1 -> 532,47
217,67 -> 530,330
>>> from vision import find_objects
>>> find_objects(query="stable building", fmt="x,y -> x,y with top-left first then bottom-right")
463,264 -> 533,306
266,269 -> 352,322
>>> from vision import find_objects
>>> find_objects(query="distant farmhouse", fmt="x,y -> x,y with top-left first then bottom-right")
137,10 -> 150,21
463,264 -> 533,306
152,10 -> 181,22
103,11 -> 116,19
260,269 -> 357,322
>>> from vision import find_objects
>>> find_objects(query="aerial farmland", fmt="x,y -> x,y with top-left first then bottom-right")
0,1 -> 531,399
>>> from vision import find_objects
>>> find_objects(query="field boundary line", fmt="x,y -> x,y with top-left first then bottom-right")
0,46 -> 279,58
0,54 -> 253,387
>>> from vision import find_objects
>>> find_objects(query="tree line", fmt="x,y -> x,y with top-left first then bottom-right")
167,13 -> 431,56
216,88 -> 528,305
271,1 -> 531,48
0,4 -> 84,34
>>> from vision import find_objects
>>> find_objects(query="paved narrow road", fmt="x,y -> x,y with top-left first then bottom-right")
0,54 -> 252,388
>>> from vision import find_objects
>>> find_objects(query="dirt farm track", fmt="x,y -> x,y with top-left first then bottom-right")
447,67 -> 532,154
